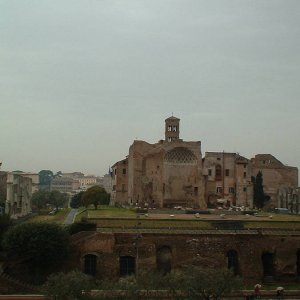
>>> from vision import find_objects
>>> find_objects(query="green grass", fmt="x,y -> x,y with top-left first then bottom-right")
27,208 -> 71,224
72,206 -> 300,231
87,206 -> 136,218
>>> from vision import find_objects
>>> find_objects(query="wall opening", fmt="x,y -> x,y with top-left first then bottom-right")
120,256 -> 135,277
262,252 -> 275,277
157,246 -> 172,275
227,250 -> 239,275
297,250 -> 300,277
84,254 -> 97,276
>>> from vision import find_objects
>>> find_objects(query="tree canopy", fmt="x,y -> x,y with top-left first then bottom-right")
81,186 -> 110,209
31,190 -> 68,210
70,191 -> 84,209
3,222 -> 70,283
252,171 -> 269,209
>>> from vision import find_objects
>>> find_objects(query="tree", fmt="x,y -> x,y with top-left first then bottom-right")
31,190 -> 50,210
70,191 -> 84,209
49,190 -> 69,210
253,171 -> 269,209
0,214 -> 12,250
94,267 -> 242,300
43,270 -> 95,300
38,170 -> 54,191
3,223 -> 70,284
31,190 -> 68,210
81,186 -> 110,209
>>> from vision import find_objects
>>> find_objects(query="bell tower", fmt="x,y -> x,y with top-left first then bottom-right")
165,116 -> 180,142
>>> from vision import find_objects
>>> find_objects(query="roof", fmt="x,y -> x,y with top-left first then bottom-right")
165,116 -> 180,121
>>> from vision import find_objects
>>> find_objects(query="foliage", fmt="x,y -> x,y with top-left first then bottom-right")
31,190 -> 50,209
253,171 -> 269,209
92,267 -> 242,300
43,270 -> 95,300
3,222 -> 70,283
49,190 -> 69,210
70,191 -> 84,209
38,170 -> 54,190
0,214 -> 12,250
31,190 -> 68,210
68,221 -> 96,235
82,186 -> 110,209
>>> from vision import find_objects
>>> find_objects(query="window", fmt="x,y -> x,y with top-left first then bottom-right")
225,169 -> 229,176
167,125 -> 172,131
122,168 -> 126,175
243,187 -> 247,192
114,169 -> 117,175
84,254 -> 97,276
216,187 -> 223,193
194,187 -> 198,196
120,256 -> 135,277
208,169 -> 212,176
122,184 -> 125,192
172,126 -> 177,132
229,187 -> 235,194
243,172 -> 246,178
157,246 -> 172,275
215,165 -> 222,180
262,252 -> 275,277
227,250 -> 239,275
243,163 -> 247,169
168,137 -> 172,142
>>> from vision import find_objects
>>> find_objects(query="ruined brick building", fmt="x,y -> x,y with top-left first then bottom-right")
111,117 -> 298,209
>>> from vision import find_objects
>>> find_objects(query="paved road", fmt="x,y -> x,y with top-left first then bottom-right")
64,208 -> 78,225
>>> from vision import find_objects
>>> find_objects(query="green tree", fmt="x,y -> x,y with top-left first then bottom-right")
31,190 -> 50,210
49,190 -> 69,210
3,223 -> 70,284
0,214 -> 12,250
70,191 -> 84,209
43,270 -> 95,300
82,186 -> 110,209
38,170 -> 54,191
253,171 -> 269,209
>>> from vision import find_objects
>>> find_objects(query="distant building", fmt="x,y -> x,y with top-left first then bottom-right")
51,176 -> 80,193
111,158 -> 128,206
203,152 -> 253,207
251,154 -> 298,207
111,116 -> 298,209
5,172 -> 39,218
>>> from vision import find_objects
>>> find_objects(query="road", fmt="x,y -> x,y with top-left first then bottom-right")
64,208 -> 78,225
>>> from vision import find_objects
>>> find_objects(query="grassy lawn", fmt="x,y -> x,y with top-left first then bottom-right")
27,208 -> 71,224
87,206 -> 136,218
72,206 -> 300,231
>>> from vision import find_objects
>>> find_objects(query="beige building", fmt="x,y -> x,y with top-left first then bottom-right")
203,152 -> 253,207
111,117 -> 298,210
111,158 -> 128,206
251,154 -> 298,207
51,176 -> 80,193
113,117 -> 206,208
5,172 -> 39,218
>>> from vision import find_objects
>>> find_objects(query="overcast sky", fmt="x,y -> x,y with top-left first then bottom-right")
0,0 -> 299,177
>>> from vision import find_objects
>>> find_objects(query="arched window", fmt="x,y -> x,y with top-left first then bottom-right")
157,246 -> 172,275
84,254 -> 97,276
262,252 -> 275,277
120,256 -> 135,277
227,250 -> 239,275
